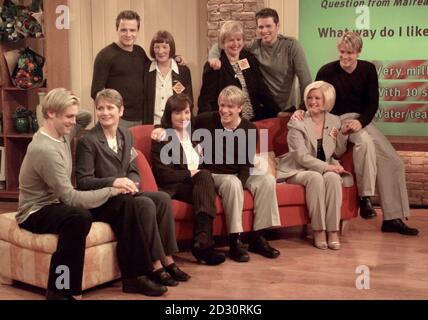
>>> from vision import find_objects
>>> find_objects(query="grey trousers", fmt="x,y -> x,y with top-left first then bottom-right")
134,191 -> 178,261
212,173 -> 281,234
287,171 -> 342,232
342,113 -> 410,220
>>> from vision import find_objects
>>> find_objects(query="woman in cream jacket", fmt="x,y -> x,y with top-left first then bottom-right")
277,81 -> 353,250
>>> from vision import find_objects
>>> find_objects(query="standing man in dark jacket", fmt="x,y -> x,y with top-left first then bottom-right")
91,10 -> 150,128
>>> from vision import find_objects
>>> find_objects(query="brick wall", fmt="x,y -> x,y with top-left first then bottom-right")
373,151 -> 428,207
206,0 -> 265,48
400,151 -> 428,206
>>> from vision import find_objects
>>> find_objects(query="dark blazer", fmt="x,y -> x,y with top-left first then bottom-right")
198,49 -> 280,120
75,123 -> 140,190
143,60 -> 193,124
151,132 -> 198,197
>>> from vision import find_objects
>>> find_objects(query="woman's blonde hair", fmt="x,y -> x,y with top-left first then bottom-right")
218,21 -> 243,49
304,81 -> 336,112
42,88 -> 80,119
218,85 -> 245,107
338,31 -> 363,53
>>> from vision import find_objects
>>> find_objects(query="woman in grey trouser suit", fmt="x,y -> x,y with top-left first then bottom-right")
75,89 -> 190,288
277,81 -> 353,250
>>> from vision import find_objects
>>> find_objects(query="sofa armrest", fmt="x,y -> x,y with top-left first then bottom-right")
135,150 -> 158,192
339,144 -> 355,174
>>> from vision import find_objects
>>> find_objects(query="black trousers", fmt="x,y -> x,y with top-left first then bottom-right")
90,194 -> 155,279
19,204 -> 92,296
172,169 -> 217,219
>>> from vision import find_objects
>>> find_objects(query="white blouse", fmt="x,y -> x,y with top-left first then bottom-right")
179,134 -> 201,171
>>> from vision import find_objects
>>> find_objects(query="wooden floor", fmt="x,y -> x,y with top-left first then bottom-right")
1,202 -> 427,300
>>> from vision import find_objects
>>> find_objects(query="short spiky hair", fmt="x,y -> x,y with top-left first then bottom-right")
116,10 -> 140,30
218,85 -> 245,107
338,32 -> 363,53
255,8 -> 279,25
42,88 -> 80,119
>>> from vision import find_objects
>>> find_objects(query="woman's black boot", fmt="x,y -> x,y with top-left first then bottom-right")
192,213 -> 225,265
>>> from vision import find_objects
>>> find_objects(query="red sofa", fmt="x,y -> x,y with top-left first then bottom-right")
130,117 -> 359,240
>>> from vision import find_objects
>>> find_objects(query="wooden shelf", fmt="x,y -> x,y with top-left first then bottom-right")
0,0 -> 70,201
0,189 -> 19,200
2,86 -> 46,92
5,133 -> 34,139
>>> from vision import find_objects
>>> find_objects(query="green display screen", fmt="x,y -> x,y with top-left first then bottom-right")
299,0 -> 428,136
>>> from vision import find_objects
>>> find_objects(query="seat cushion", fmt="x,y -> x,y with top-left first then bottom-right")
0,212 -> 116,254
171,192 -> 255,222
276,183 -> 306,206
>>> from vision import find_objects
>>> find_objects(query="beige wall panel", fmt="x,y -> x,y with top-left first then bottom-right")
104,0 -> 119,42
266,0 -> 299,38
117,0 -> 131,14
131,0 -> 146,46
142,0 -> 159,46
68,0 -> 83,102
91,0 -> 107,58
79,0 -> 94,113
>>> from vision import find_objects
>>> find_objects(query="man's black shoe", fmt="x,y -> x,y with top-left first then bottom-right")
359,197 -> 377,219
192,246 -> 226,265
165,263 -> 191,282
46,290 -> 75,300
228,234 -> 250,262
123,275 -> 167,296
381,219 -> 419,236
248,235 -> 280,259
228,244 -> 250,262
150,267 -> 178,286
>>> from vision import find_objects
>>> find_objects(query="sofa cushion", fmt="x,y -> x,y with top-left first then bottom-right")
171,191 -> 255,221
0,212 -> 116,254
276,183 -> 306,206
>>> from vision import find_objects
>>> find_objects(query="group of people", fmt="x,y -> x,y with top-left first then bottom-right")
16,8 -> 419,301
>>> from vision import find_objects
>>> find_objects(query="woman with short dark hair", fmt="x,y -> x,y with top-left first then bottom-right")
151,94 -> 226,266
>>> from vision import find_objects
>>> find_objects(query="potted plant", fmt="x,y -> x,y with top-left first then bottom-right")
13,106 -> 31,133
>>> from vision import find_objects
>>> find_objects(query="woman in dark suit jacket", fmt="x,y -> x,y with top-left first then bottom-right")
151,94 -> 225,266
198,20 -> 280,120
75,89 -> 190,289
143,30 -> 193,125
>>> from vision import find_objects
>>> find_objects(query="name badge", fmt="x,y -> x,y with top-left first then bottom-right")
238,58 -> 250,71
329,127 -> 338,140
172,81 -> 185,94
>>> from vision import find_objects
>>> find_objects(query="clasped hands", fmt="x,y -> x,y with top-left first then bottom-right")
113,177 -> 139,194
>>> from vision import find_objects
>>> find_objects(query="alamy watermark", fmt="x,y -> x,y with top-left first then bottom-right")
159,126 -> 269,175
355,265 -> 370,290
55,5 -> 70,30
55,265 -> 70,290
